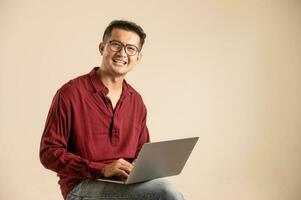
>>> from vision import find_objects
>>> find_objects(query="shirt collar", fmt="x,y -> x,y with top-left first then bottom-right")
89,67 -> 134,95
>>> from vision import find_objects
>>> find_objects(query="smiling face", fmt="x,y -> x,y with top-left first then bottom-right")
99,28 -> 142,78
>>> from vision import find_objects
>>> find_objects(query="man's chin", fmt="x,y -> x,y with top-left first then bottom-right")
112,66 -> 132,76
111,69 -> 128,77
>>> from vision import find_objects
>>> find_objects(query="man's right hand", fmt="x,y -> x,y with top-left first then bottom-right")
101,158 -> 133,179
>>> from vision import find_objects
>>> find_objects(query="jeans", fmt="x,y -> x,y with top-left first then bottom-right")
66,178 -> 185,200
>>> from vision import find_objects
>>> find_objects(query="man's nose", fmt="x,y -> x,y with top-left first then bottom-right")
117,46 -> 127,56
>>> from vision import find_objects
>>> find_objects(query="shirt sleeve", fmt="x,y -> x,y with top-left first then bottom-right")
39,90 -> 104,179
135,104 -> 150,157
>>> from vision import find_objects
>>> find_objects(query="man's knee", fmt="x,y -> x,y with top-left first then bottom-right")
156,180 -> 184,200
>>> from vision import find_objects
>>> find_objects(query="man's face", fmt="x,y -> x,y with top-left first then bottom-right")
99,28 -> 142,77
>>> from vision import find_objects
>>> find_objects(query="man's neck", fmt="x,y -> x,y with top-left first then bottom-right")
96,67 -> 124,92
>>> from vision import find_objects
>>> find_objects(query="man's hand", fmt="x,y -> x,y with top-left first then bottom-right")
132,159 -> 137,166
101,158 -> 133,179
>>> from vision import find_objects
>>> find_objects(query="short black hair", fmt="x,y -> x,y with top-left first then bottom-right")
102,20 -> 146,49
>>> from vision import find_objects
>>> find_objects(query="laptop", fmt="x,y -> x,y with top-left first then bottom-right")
97,136 -> 199,184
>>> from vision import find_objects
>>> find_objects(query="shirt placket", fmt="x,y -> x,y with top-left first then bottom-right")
101,91 -> 123,146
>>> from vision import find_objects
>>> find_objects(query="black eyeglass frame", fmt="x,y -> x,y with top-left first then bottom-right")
105,40 -> 141,56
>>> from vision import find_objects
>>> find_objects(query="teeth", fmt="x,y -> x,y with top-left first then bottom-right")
113,59 -> 127,65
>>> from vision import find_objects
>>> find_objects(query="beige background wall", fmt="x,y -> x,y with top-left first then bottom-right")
1,0 -> 301,199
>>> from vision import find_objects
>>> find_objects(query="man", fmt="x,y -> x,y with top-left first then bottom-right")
39,20 -> 184,200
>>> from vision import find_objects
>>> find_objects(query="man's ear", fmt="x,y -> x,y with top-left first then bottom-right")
99,42 -> 105,55
137,52 -> 142,63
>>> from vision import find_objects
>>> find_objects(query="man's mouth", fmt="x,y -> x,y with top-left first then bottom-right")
112,58 -> 127,65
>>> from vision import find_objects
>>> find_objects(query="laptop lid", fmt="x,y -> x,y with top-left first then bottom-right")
125,136 -> 199,184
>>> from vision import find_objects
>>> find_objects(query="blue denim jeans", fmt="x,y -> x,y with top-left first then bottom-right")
66,178 -> 185,200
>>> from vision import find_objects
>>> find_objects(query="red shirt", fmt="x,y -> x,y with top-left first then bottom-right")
39,67 -> 150,199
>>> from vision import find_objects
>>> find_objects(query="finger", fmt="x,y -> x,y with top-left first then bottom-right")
118,158 -> 133,167
103,162 -> 124,177
132,159 -> 137,166
115,162 -> 132,174
116,168 -> 129,178
109,159 -> 132,175
109,161 -> 132,173
116,163 -> 132,174
117,159 -> 133,170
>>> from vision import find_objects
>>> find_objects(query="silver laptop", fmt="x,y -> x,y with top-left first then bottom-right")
97,137 -> 199,184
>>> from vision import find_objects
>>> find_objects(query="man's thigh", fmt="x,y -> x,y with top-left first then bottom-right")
66,179 -> 184,200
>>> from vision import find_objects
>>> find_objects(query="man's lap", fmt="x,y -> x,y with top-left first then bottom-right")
66,178 -> 184,200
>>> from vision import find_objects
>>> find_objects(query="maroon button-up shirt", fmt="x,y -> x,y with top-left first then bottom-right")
39,67 -> 150,199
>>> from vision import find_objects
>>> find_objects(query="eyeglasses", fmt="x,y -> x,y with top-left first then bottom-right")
106,40 -> 140,56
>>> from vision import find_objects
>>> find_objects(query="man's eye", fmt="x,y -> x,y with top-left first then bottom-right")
112,42 -> 121,47
127,46 -> 137,51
